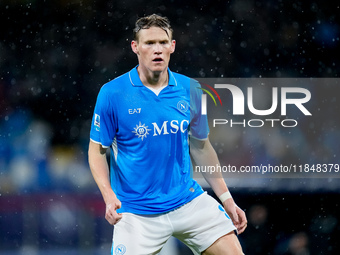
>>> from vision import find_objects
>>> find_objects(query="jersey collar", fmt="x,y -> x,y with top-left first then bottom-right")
129,66 -> 177,87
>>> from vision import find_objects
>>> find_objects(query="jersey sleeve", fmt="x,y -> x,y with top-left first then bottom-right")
90,85 -> 117,147
189,79 -> 210,140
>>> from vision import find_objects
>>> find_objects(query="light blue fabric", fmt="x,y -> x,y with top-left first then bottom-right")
90,66 -> 209,214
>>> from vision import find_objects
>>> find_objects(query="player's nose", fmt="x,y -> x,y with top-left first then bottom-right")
154,43 -> 162,53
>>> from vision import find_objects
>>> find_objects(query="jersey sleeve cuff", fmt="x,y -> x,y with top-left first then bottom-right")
189,134 -> 209,141
90,138 -> 111,148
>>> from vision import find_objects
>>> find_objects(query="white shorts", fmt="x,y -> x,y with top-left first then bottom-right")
111,192 -> 236,255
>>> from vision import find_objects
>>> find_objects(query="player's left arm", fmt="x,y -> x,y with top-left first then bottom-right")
190,137 -> 247,234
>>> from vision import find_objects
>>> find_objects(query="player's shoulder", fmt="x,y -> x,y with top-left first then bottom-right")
170,70 -> 190,83
170,70 -> 200,89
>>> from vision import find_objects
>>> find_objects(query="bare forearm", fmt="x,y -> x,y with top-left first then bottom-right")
190,137 -> 248,234
88,141 -> 122,225
88,142 -> 116,203
190,138 -> 229,197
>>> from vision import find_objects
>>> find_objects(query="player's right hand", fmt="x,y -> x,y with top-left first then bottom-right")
223,199 -> 247,234
105,197 -> 123,225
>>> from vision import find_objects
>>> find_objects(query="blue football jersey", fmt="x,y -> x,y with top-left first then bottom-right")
90,66 -> 209,214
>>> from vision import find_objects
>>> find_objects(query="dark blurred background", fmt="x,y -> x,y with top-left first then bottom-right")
0,0 -> 339,254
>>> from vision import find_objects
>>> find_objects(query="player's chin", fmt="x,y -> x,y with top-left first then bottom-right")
150,65 -> 167,73
152,60 -> 167,66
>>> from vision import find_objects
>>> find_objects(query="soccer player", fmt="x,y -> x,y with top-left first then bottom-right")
88,14 -> 247,255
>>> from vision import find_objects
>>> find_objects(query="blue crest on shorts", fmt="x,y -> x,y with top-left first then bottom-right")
115,244 -> 126,255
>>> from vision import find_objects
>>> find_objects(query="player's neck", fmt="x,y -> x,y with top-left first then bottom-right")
137,66 -> 168,89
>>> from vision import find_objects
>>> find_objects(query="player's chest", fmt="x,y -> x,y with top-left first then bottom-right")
119,87 -> 188,116
114,88 -> 190,136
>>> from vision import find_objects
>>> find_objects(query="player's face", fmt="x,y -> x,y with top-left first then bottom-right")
131,26 -> 175,74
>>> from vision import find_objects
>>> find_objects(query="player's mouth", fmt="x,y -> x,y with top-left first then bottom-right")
152,57 -> 164,63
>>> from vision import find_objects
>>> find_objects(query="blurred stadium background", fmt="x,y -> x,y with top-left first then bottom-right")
0,0 -> 339,254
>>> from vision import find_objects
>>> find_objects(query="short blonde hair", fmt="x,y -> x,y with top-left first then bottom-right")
133,14 -> 173,41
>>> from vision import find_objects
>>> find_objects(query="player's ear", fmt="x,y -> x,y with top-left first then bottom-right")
131,40 -> 139,55
170,40 -> 176,54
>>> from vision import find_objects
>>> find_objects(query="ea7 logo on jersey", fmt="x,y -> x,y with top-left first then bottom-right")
128,108 -> 141,114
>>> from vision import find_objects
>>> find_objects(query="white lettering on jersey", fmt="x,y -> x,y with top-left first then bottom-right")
129,108 -> 141,114
152,120 -> 189,136
152,121 -> 169,136
170,120 -> 179,133
180,120 -> 189,133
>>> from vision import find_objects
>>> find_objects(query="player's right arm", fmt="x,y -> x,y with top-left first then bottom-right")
88,140 -> 122,225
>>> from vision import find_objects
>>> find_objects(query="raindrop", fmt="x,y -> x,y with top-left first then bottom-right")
240,41 -> 247,48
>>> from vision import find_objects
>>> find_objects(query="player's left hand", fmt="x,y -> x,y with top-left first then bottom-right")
223,199 -> 247,234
